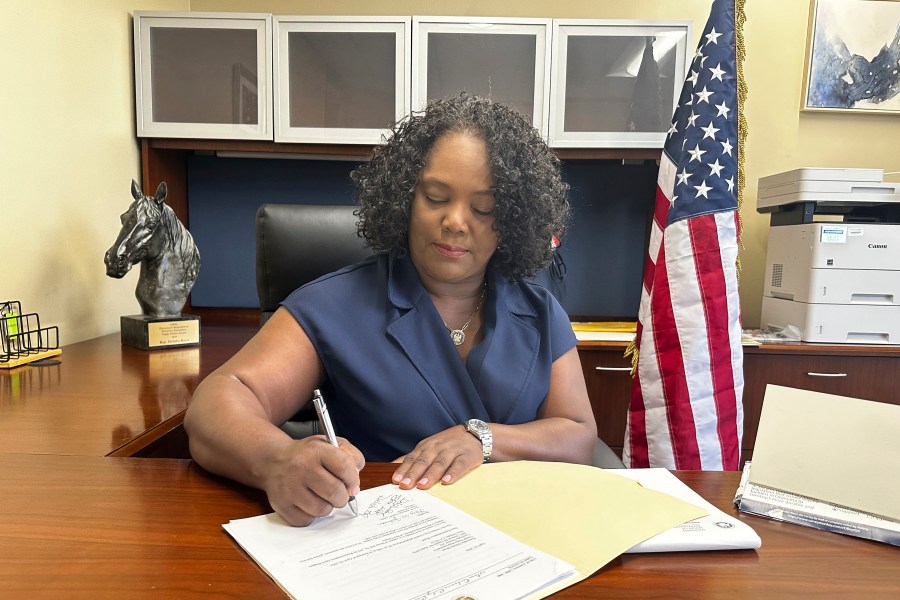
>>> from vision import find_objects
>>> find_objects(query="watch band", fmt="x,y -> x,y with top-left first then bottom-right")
464,419 -> 493,463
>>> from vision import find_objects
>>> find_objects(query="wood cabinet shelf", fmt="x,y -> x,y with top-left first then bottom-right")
144,137 -> 662,161
140,137 -> 662,246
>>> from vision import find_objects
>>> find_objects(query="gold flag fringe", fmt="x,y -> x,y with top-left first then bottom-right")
625,334 -> 638,375
736,0 -> 748,278
626,0 -> 748,377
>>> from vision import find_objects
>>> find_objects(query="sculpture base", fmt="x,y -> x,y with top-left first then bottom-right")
120,314 -> 201,351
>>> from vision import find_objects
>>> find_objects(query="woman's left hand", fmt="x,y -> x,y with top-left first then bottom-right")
391,425 -> 483,490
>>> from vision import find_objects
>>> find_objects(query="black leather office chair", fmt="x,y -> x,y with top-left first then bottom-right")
255,203 -> 372,325
255,203 -> 372,438
254,203 -> 624,468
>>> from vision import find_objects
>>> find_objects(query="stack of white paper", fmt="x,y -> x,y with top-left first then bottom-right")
225,486 -> 576,600
224,461 -> 709,599
612,469 -> 761,552
735,462 -> 900,547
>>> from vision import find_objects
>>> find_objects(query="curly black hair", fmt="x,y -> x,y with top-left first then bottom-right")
351,94 -> 570,282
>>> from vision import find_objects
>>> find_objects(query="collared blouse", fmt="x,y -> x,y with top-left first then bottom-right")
282,252 -> 577,461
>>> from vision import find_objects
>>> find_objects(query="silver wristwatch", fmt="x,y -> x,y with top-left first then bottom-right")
463,418 -> 493,463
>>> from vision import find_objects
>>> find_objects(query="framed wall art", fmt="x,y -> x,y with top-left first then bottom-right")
801,0 -> 900,113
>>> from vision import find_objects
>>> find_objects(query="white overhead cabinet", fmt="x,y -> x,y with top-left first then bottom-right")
133,12 -> 273,140
549,20 -> 692,148
273,16 -> 411,144
412,16 -> 552,138
132,12 -> 691,149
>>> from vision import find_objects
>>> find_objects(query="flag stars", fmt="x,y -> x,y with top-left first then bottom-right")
705,28 -> 723,45
687,111 -> 700,127
688,144 -> 707,162
709,63 -> 726,81
720,138 -> 734,156
708,159 -> 724,177
687,69 -> 700,86
726,176 -> 735,192
695,86 -> 714,104
694,180 -> 713,199
715,101 -> 731,119
667,122 -> 678,137
693,48 -> 710,69
676,169 -> 691,186
701,122 -> 720,140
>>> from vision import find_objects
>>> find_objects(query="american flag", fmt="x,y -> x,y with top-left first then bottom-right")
624,0 -> 745,470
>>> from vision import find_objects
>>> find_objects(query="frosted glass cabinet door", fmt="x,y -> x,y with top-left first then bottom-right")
274,17 -> 410,144
133,12 -> 273,140
549,20 -> 692,148
412,17 -> 551,138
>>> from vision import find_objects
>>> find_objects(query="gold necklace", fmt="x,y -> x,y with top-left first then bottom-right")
444,282 -> 487,346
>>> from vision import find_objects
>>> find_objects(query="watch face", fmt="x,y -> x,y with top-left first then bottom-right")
465,419 -> 492,463
467,419 -> 488,434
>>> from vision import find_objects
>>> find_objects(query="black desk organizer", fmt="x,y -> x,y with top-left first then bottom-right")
1,300 -> 60,368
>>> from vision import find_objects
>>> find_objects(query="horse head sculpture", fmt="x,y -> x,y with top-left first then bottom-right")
104,180 -> 201,318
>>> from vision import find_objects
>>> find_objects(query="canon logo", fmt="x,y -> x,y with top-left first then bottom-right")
868,243 -> 888,249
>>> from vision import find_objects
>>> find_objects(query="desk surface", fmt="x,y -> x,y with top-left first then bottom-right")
0,323 -> 256,456
0,455 -> 895,599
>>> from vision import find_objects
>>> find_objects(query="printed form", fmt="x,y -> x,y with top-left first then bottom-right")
224,485 -> 576,600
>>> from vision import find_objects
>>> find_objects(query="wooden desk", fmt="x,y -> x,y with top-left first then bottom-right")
1,456 -> 895,599
578,340 -> 900,461
0,323 -> 256,457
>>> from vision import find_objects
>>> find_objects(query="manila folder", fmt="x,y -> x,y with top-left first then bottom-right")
749,384 -> 900,521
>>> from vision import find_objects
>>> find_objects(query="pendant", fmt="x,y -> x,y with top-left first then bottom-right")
450,329 -> 466,346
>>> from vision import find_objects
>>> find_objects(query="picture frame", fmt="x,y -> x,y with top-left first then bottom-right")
548,19 -> 693,148
801,0 -> 900,114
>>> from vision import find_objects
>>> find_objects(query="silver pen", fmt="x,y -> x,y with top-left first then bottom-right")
312,389 -> 358,516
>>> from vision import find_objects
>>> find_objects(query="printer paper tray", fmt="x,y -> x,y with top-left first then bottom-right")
761,297 -> 900,345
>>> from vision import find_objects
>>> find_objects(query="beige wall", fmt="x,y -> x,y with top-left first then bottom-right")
0,0 -> 187,345
3,1 -> 897,345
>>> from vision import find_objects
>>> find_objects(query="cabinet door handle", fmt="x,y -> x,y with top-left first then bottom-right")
596,366 -> 632,372
806,372 -> 848,377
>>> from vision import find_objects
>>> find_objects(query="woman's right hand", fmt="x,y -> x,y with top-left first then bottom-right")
261,436 -> 365,526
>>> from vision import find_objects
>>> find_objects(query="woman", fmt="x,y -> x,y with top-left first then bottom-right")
184,94 -> 597,526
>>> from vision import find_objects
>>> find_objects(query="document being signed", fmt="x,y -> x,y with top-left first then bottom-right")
224,485 -> 576,600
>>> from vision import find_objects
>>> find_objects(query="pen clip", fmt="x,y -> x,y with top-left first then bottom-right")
312,389 -> 339,447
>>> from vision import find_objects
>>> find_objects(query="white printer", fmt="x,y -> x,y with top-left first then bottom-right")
758,168 -> 900,344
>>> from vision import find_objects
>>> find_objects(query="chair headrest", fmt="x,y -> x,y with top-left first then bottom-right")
255,204 -> 371,318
